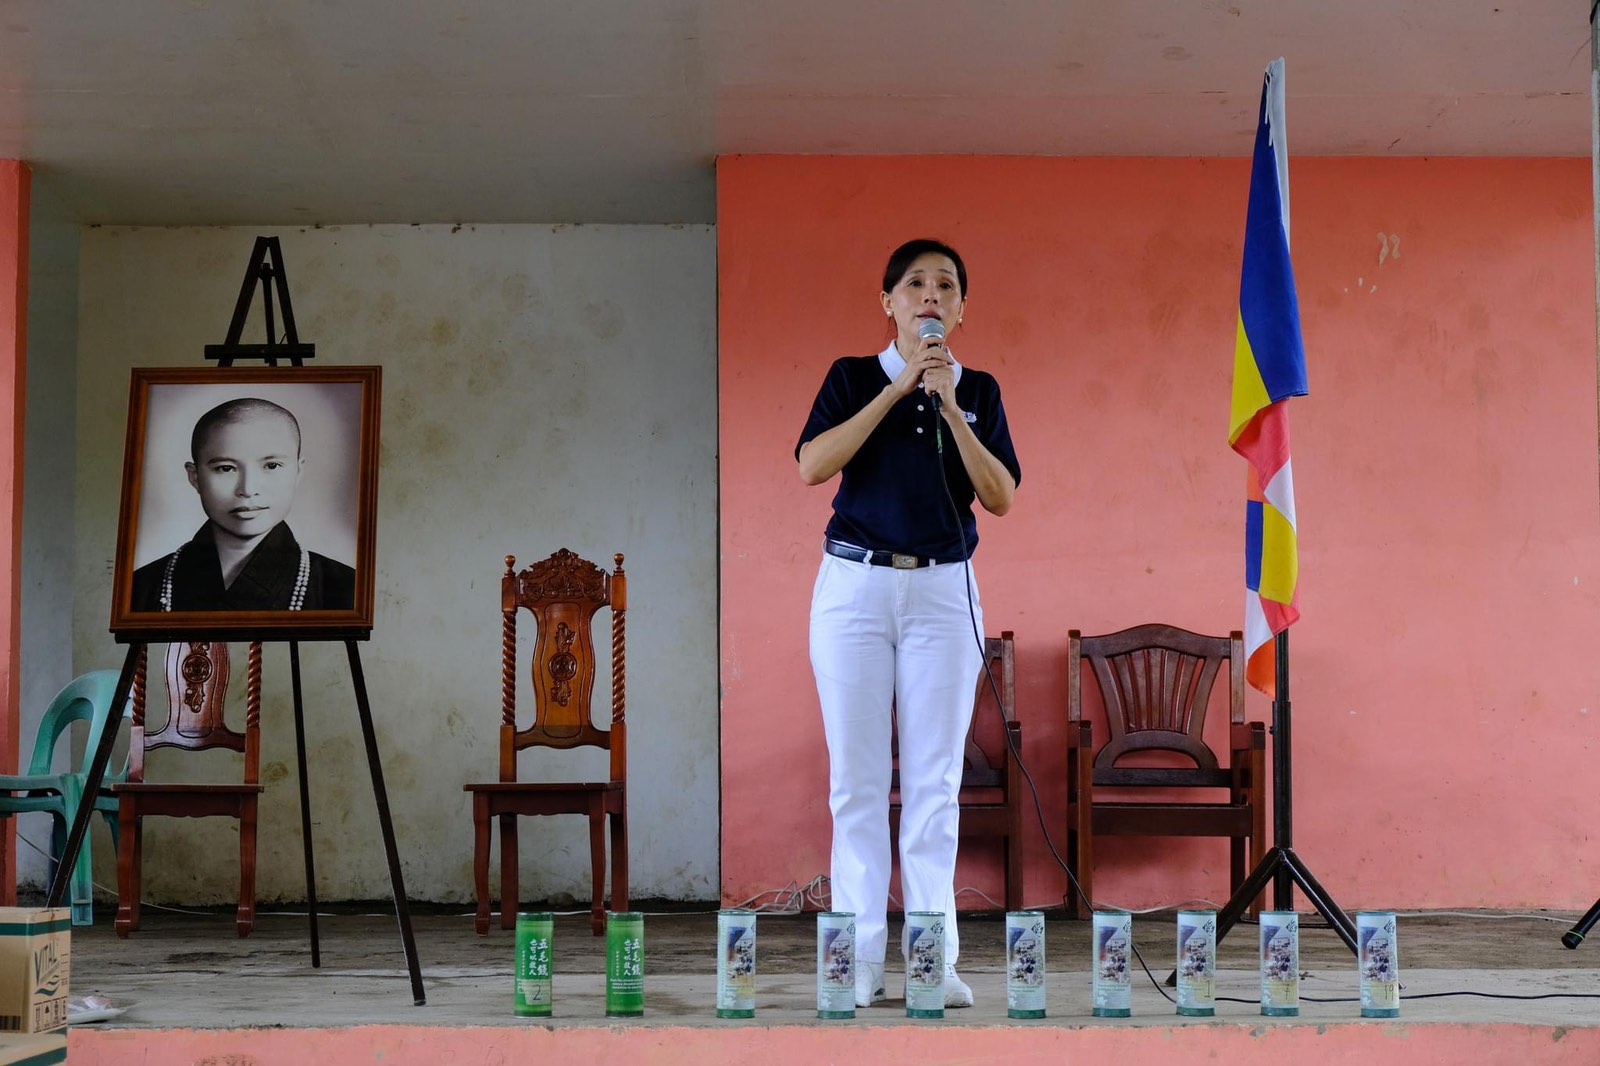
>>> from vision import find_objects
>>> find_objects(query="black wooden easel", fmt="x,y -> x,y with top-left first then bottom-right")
46,237 -> 425,1005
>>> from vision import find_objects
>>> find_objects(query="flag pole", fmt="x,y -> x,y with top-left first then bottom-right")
1272,630 -> 1294,910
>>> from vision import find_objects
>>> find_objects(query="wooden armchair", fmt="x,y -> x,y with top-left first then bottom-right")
1065,625 -> 1265,919
466,550 -> 628,936
113,641 -> 264,937
890,631 -> 1024,912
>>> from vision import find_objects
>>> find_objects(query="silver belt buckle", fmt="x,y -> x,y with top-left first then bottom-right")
890,553 -> 919,570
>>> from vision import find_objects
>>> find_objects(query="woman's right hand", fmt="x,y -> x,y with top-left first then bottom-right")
890,337 -> 955,399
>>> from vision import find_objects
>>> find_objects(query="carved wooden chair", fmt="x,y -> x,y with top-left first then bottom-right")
113,641 -> 264,937
890,631 -> 1024,912
1066,625 -> 1266,919
465,550 -> 628,936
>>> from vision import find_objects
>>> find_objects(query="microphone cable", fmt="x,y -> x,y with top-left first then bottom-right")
929,409 -> 1097,919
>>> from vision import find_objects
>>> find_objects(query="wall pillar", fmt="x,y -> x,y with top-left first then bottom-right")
0,161 -> 31,905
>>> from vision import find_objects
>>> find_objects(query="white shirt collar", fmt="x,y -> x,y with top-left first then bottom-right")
877,340 -> 963,386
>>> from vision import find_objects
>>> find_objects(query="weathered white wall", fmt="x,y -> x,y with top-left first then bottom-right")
17,178 -> 81,888
70,225 -> 719,904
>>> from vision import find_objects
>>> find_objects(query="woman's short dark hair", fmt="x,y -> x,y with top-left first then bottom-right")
882,239 -> 968,298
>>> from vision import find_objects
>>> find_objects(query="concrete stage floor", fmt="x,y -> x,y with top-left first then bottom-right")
60,904 -> 1600,1029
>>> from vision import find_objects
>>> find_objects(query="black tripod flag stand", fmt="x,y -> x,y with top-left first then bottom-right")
1211,630 -> 1356,954
44,236 -> 425,1004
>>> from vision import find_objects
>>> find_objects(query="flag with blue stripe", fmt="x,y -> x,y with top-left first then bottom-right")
1230,58 -> 1307,697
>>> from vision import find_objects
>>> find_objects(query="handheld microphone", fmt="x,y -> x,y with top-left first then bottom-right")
917,317 -> 946,410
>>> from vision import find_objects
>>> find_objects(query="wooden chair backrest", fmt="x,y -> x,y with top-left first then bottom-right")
499,550 -> 627,784
961,634 -> 1015,789
128,641 -> 261,786
1068,624 -> 1243,786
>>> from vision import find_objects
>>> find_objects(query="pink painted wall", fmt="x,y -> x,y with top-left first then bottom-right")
0,161 -> 28,905
718,155 -> 1600,911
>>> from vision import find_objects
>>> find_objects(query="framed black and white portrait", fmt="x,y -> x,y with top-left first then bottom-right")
110,365 -> 382,636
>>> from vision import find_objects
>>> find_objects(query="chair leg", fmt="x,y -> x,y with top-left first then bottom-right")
1230,835 -> 1250,919
1230,834 -> 1264,919
68,826 -> 94,929
1067,736 -> 1095,920
237,797 -> 258,937
472,794 -> 491,935
1065,802 -> 1089,918
610,802 -> 629,924
1069,800 -> 1094,921
1247,748 -> 1267,918
498,812 -> 518,931
1074,844 -> 1093,921
1002,833 -> 1021,914
44,814 -> 60,902
115,801 -> 139,938
1247,817 -> 1267,919
1004,804 -> 1023,914
52,779 -> 94,926
588,801 -> 606,936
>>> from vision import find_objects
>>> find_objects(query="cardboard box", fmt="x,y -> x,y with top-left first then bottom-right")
0,910 -> 69,1035
0,1033 -> 67,1065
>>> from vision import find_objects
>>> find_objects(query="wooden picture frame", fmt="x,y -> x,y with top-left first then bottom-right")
109,365 -> 382,637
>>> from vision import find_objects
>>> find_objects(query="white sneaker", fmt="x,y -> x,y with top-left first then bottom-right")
943,963 -> 973,1008
855,960 -> 886,1007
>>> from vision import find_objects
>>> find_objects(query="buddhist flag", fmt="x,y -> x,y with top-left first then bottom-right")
1229,58 -> 1307,697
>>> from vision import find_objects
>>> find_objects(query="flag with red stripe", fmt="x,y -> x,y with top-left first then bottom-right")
1229,58 -> 1307,696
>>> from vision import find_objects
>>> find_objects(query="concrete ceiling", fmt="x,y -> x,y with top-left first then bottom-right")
1,1 -> 1591,225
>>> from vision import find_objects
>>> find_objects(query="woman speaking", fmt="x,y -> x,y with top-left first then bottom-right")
796,238 -> 1021,1008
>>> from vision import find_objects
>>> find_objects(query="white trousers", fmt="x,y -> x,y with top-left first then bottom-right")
809,552 -> 984,968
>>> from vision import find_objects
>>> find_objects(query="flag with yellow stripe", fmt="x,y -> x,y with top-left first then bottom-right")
1230,58 -> 1307,696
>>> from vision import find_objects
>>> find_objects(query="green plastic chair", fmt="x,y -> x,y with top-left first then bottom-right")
0,671 -> 129,926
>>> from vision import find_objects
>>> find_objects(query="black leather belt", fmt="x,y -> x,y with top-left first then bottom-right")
824,539 -> 939,570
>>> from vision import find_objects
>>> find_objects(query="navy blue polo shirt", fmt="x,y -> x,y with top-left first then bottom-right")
796,352 -> 1022,561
